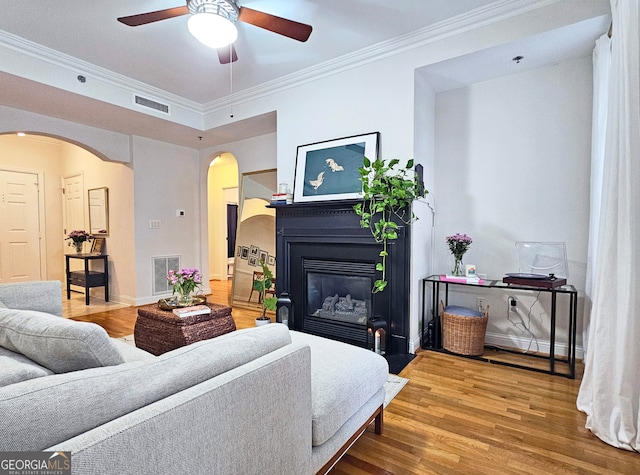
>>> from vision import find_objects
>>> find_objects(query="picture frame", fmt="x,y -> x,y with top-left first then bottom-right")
249,245 -> 260,257
248,256 -> 258,267
240,246 -> 249,260
267,255 -> 276,266
293,132 -> 380,203
91,237 -> 105,254
259,250 -> 268,264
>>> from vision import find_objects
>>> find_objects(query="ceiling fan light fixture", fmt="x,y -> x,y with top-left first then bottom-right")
188,12 -> 238,49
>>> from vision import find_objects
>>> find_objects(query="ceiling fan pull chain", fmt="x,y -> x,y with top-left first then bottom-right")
229,45 -> 234,118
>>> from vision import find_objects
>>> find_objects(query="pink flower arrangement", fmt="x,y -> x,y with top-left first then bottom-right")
65,230 -> 93,246
446,233 -> 472,260
167,268 -> 202,297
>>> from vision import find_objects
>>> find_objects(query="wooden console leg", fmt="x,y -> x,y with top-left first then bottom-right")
374,405 -> 384,434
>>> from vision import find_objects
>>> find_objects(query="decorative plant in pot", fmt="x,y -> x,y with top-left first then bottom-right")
354,157 -> 428,293
253,259 -> 277,325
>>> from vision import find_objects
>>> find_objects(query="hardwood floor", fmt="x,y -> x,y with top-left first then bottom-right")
70,281 -> 640,474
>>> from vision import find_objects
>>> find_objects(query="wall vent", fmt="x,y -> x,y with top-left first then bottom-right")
134,95 -> 170,114
152,255 -> 180,295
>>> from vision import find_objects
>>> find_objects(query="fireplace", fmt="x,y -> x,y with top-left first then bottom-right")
274,201 -> 410,357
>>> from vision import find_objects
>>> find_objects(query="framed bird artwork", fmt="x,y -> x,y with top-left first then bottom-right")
293,132 -> 380,203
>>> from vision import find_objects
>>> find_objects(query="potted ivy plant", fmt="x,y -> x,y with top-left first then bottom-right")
354,157 -> 427,293
253,259 -> 277,325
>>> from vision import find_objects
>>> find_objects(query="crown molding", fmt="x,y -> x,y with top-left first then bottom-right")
0,29 -> 204,114
1,0 -> 560,119
202,0 -> 561,113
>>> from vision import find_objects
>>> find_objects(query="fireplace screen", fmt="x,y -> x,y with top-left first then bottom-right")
307,272 -> 372,324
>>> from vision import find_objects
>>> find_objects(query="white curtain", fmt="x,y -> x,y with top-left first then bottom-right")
583,33 -> 611,356
577,0 -> 640,451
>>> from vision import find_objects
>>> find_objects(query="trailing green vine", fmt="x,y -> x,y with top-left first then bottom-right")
353,157 -> 427,293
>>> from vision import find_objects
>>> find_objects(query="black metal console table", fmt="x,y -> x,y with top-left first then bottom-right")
421,275 -> 578,378
65,254 -> 109,305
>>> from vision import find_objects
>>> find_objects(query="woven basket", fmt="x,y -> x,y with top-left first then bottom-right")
135,303 -> 236,356
440,301 -> 488,356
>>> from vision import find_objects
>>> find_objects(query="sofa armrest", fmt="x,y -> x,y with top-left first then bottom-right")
0,281 -> 63,317
50,342 -> 313,475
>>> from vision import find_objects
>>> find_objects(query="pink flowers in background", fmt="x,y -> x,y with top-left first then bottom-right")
66,230 -> 93,245
446,233 -> 472,276
167,268 -> 203,298
446,233 -> 473,260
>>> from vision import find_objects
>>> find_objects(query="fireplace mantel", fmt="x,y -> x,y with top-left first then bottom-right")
274,200 -> 411,356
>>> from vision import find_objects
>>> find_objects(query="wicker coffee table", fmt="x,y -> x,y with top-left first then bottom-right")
134,302 -> 236,355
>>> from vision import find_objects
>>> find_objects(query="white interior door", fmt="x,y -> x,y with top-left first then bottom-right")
62,173 -> 85,243
0,170 -> 42,283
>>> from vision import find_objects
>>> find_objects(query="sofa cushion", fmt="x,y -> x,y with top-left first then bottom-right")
0,281 -> 63,317
0,308 -> 124,373
0,323 -> 292,451
290,331 -> 389,446
0,347 -> 53,387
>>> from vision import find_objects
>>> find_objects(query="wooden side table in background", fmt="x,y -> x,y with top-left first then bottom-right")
65,254 -> 109,305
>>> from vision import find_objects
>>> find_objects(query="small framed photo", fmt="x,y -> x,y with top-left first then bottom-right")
248,256 -> 258,267
91,237 -> 105,254
249,245 -> 259,257
267,255 -> 276,266
465,264 -> 477,277
236,246 -> 241,257
240,246 -> 249,259
293,132 -> 380,203
259,250 -> 268,264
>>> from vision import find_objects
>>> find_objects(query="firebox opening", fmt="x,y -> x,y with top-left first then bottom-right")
307,272 -> 372,325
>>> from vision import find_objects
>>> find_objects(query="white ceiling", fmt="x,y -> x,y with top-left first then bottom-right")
0,0 -> 610,148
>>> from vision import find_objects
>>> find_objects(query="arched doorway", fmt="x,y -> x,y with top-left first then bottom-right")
207,153 -> 239,283
0,132 -> 134,306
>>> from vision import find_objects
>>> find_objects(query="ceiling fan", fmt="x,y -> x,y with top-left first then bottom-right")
118,0 -> 313,64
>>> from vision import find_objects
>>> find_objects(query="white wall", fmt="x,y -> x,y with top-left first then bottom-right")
433,56 -> 593,355
413,72 -> 437,344
133,136 -> 202,304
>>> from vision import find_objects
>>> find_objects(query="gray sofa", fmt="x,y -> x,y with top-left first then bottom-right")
0,281 -> 388,475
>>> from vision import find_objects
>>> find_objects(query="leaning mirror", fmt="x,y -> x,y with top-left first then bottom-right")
231,170 -> 277,310
88,187 -> 109,236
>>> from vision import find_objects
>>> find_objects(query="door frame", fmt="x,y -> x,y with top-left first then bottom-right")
0,165 -> 47,280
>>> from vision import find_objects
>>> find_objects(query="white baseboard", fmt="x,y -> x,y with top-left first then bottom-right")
411,331 -> 584,361
484,331 -> 584,361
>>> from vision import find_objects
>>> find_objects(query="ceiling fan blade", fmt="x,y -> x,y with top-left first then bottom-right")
238,7 -> 312,42
218,45 -> 238,64
117,6 -> 189,27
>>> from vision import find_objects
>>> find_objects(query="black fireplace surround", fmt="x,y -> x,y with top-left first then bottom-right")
274,201 -> 410,357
